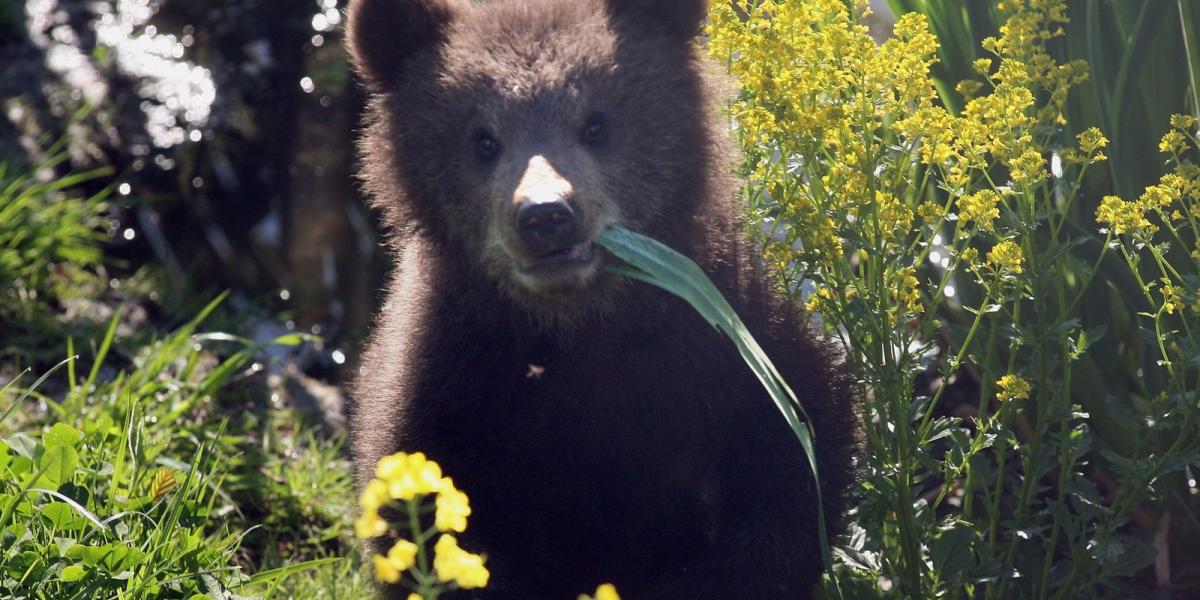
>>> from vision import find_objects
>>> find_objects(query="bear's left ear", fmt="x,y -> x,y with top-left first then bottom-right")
346,0 -> 459,87
605,0 -> 709,40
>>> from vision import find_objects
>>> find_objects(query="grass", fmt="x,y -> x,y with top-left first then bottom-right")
0,153 -> 366,598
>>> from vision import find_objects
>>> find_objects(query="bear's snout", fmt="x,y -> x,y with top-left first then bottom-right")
515,196 -> 578,255
505,154 -> 600,287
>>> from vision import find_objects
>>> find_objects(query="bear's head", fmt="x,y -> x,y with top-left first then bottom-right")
347,0 -> 724,320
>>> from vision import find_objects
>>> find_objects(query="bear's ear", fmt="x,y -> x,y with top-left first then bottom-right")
346,0 -> 458,86
605,0 -> 709,40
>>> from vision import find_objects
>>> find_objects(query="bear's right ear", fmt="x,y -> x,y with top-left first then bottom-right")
346,0 -> 458,86
605,0 -> 709,40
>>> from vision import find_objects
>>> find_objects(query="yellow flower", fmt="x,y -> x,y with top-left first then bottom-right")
594,583 -> 621,600
958,246 -> 980,266
376,452 -> 449,500
435,481 -> 471,532
986,240 -> 1024,274
1160,280 -> 1185,315
360,479 -> 389,511
1095,195 -> 1152,236
1160,130 -> 1187,154
433,534 -> 490,589
1170,114 -> 1197,131
355,507 -> 389,539
1076,127 -> 1108,155
956,189 -> 1002,230
407,594 -> 422,600
995,374 -> 1031,402
1008,147 -> 1045,187
956,80 -> 983,98
373,554 -> 404,584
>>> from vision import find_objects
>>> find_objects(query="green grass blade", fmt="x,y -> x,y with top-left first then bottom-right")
596,225 -> 832,572
241,557 -> 343,587
1180,0 -> 1200,118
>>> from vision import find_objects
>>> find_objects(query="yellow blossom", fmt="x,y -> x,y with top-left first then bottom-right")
956,189 -> 1002,230
996,374 -> 1031,402
958,246 -> 980,266
1160,280 -> 1185,315
376,452 -> 449,500
373,554 -> 404,584
433,534 -> 490,589
435,481 -> 471,532
355,507 -> 389,539
1170,114 -> 1197,131
578,583 -> 621,600
1160,130 -> 1187,154
1095,195 -> 1152,236
1076,127 -> 1108,155
986,240 -> 1024,274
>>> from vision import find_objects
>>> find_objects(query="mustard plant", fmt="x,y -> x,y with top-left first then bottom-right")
709,0 -> 1200,597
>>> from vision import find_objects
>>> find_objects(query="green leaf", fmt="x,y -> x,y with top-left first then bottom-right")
60,564 -> 87,582
35,444 -> 78,490
40,501 -> 87,530
44,423 -> 82,450
596,225 -> 831,571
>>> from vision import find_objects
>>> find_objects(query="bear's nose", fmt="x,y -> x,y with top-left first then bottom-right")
516,196 -> 577,254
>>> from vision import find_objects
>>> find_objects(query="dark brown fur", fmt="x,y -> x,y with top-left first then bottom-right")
347,1 -> 860,597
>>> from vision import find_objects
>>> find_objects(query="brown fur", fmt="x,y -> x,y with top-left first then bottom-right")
347,1 -> 860,597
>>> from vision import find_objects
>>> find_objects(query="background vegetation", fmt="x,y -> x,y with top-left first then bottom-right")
3,0 -> 1199,598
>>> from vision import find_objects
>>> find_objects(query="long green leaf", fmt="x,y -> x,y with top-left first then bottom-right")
596,225 -> 832,573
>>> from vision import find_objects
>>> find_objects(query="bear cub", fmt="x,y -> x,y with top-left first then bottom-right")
347,0 -> 859,597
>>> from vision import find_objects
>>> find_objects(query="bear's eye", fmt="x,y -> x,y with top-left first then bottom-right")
581,114 -> 608,146
474,132 -> 501,162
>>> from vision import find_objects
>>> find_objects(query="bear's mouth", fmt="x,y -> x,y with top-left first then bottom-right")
521,241 -> 595,271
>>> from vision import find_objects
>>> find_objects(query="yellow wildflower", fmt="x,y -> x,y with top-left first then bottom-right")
986,240 -> 1024,274
1008,147 -> 1045,187
374,540 -> 420,585
1095,195 -> 1152,236
996,374 -> 1031,402
578,583 -> 621,600
1076,127 -> 1108,155
373,554 -> 404,584
1160,281 -> 1185,315
433,534 -> 490,589
918,201 -> 944,224
1170,114 -> 1197,131
376,452 -> 449,500
958,246 -> 980,266
956,80 -> 983,98
956,189 -> 1002,230
355,507 -> 389,539
435,481 -> 471,532
1160,130 -> 1187,154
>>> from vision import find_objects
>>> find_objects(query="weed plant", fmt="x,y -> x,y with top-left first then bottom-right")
709,1 -> 1200,598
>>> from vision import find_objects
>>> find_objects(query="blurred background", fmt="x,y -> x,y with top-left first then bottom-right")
2,0 -> 381,389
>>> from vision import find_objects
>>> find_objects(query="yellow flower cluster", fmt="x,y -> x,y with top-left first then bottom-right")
373,540 -> 418,584
356,452 -> 487,592
986,240 -> 1025,275
708,0 -> 1090,332
995,374 -> 1032,402
433,534 -> 490,589
356,452 -> 472,538
1095,195 -> 1152,237
578,583 -> 621,600
957,190 -> 1002,231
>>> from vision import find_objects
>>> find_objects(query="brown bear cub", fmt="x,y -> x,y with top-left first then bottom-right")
346,0 -> 859,597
